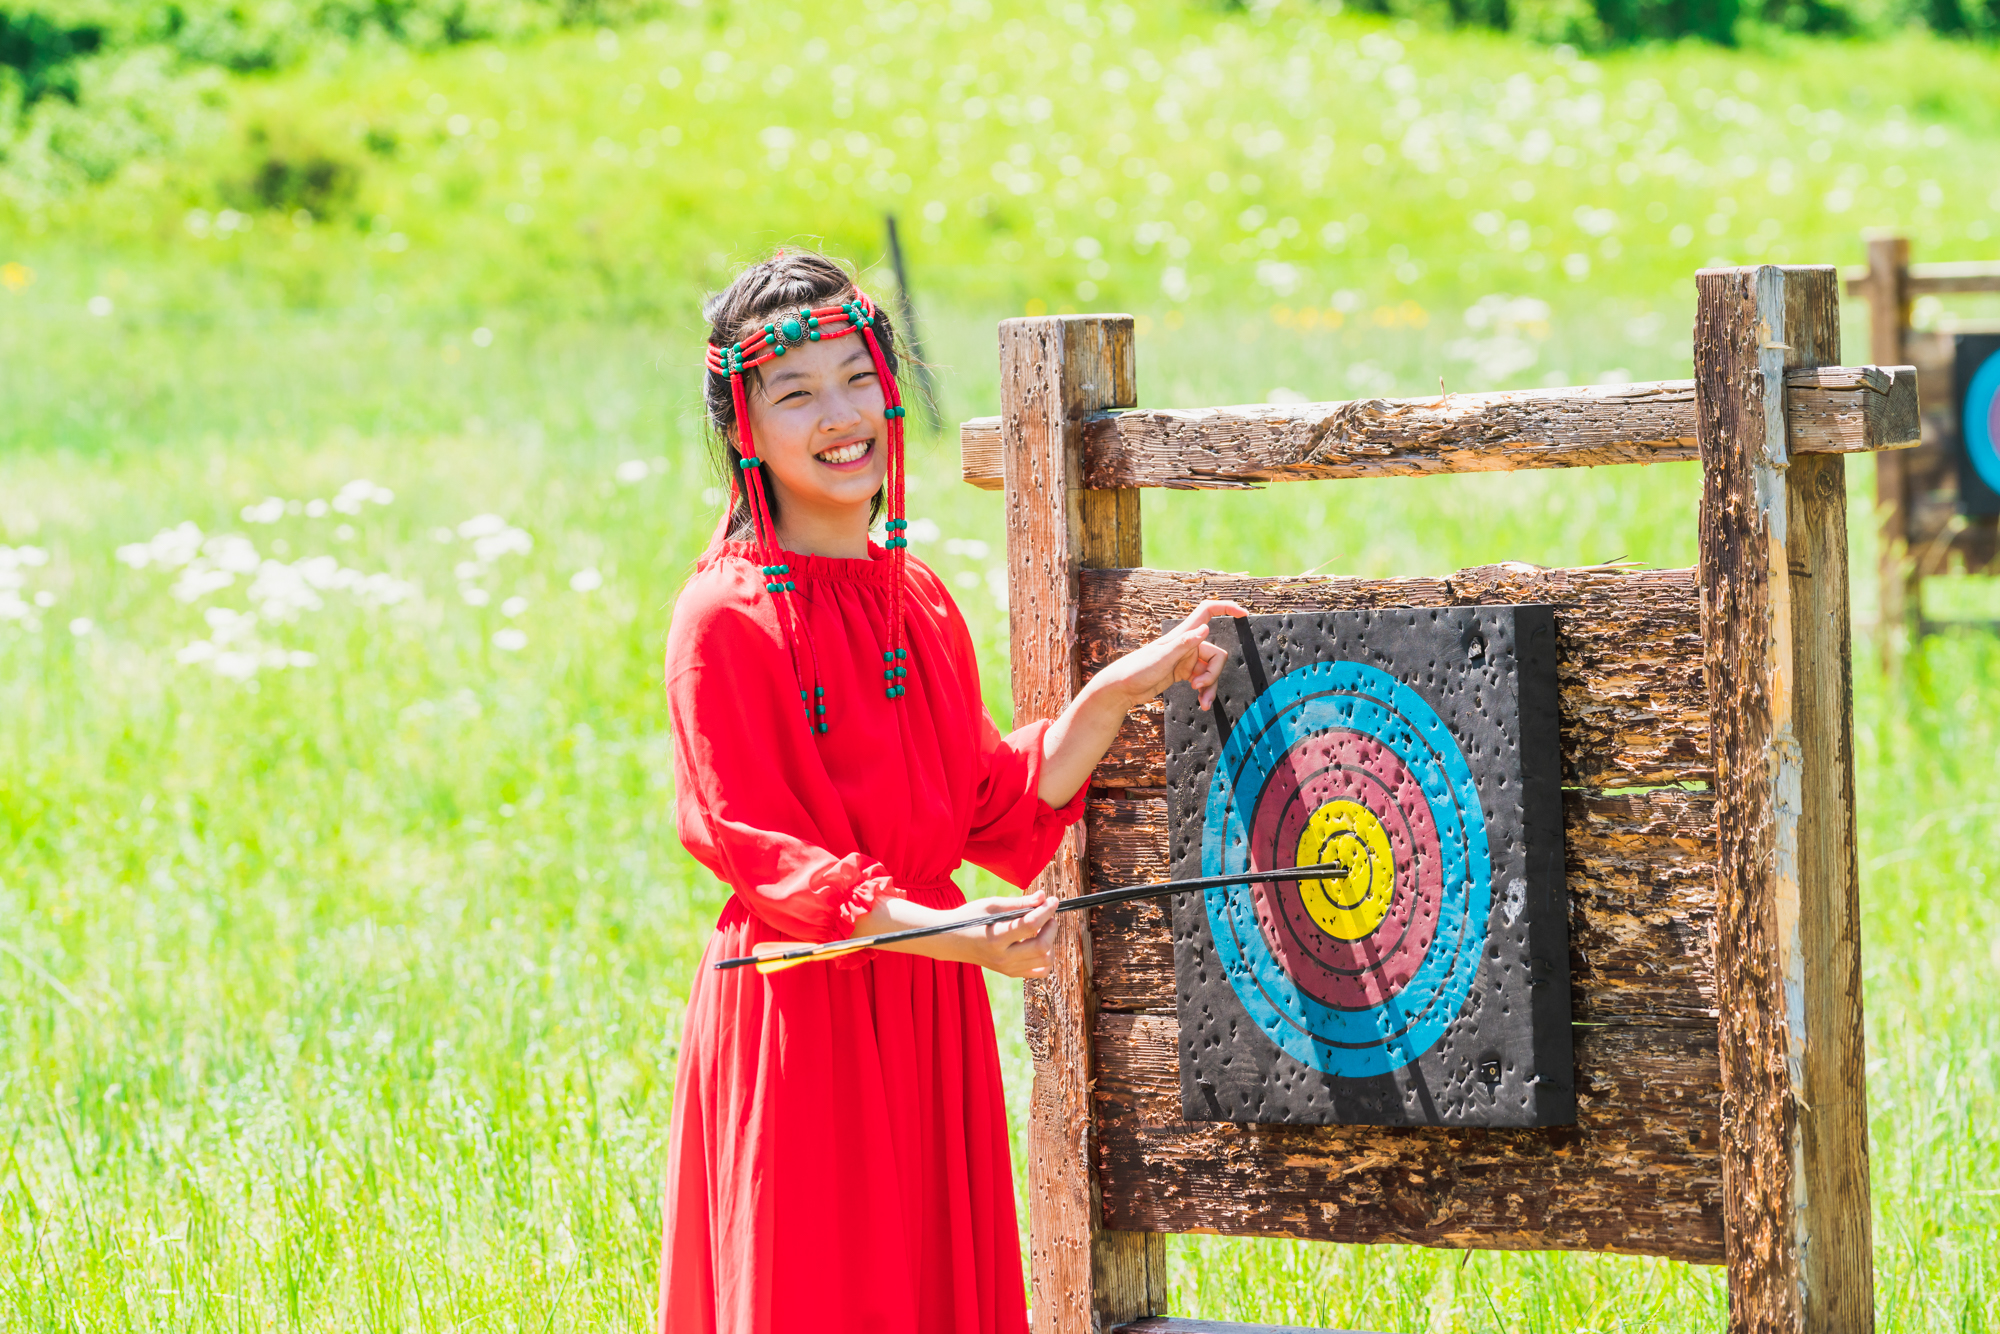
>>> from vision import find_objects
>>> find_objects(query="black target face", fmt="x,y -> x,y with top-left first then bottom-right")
1166,606 -> 1576,1129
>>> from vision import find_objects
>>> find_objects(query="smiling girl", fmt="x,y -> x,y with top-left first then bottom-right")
657,251 -> 1243,1334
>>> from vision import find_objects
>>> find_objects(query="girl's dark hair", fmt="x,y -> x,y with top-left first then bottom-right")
702,250 -> 900,540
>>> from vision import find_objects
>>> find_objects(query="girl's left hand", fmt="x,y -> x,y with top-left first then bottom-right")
1093,599 -> 1250,712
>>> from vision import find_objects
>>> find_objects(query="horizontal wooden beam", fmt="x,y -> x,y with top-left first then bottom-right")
1847,259 -> 2000,298
959,367 -> 1918,490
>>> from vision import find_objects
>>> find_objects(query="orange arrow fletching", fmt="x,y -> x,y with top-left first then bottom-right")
750,939 -> 867,974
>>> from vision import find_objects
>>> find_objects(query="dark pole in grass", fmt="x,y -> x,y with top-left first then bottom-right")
884,212 -> 940,432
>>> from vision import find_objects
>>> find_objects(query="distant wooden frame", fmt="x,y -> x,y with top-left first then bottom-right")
989,266 -> 1891,1334
1845,232 -> 2000,651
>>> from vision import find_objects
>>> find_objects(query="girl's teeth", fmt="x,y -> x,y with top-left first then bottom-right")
818,441 -> 869,464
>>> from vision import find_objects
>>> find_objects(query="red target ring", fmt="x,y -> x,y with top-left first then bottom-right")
1243,730 -> 1445,1010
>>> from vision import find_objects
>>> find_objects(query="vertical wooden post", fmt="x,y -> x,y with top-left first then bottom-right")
1861,233 -> 1914,659
999,315 -> 1161,1334
1695,266 -> 1874,1334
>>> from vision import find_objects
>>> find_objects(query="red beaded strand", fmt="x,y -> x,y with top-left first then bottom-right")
705,290 -> 913,734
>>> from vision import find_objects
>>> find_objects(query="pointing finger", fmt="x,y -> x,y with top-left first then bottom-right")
1174,599 -> 1251,635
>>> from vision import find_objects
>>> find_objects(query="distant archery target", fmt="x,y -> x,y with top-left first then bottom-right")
1962,344 -> 2000,507
1201,660 -> 1492,1079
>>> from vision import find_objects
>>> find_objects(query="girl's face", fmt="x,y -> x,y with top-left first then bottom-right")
742,333 -> 889,541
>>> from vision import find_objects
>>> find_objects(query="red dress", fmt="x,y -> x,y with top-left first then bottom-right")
657,539 -> 1086,1334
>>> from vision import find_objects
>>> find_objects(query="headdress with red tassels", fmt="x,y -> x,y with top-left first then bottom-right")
703,290 -> 910,737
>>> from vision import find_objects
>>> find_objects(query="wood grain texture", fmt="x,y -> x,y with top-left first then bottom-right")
1694,266 -> 1874,1333
1094,1011 -> 1723,1260
1076,564 -> 1711,789
959,376 -> 1916,490
1789,451 -> 1875,1333
1782,365 -> 1919,455
1001,314 -> 1166,1334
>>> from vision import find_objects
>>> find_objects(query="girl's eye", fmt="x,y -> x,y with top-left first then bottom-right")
777,389 -> 809,403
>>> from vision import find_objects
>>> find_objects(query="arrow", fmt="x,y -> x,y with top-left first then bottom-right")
713,861 -> 1352,975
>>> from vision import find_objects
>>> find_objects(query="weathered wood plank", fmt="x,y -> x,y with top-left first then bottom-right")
1085,788 -> 1719,1029
1785,365 -> 1919,456
1078,564 -> 1711,789
1094,1012 -> 1724,1261
1695,266 -> 1874,1333
1003,314 -> 1167,1334
1903,260 -> 2000,295
960,373 -> 1918,490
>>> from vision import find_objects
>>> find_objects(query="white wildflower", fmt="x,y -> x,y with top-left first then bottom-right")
69,617 -> 93,636
492,627 -> 527,651
171,565 -> 236,602
241,498 -> 287,524
118,522 -> 202,570
353,573 -> 416,606
615,459 -> 650,484
461,586 -> 490,606
569,567 -> 603,592
204,534 -> 261,575
501,596 -> 527,617
332,478 -> 391,514
472,527 -> 532,562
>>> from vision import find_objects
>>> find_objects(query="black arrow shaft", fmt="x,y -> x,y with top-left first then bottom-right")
712,861 -> 1350,971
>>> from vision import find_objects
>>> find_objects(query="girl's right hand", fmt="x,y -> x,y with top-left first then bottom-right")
950,890 -> 1060,979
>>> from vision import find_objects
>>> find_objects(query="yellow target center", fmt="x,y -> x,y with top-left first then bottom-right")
1295,800 -> 1395,941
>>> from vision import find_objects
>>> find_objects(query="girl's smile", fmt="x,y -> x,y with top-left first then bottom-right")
814,436 -> 875,468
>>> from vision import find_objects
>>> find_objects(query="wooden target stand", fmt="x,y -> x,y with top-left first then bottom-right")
1847,233 -> 2000,650
958,266 -> 1919,1334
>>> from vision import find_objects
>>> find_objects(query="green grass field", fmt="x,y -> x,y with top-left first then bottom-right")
4,3 -> 1999,1330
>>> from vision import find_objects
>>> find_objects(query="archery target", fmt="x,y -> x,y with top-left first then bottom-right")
1166,606 -> 1575,1129
1201,661 -> 1489,1076
1954,335 -> 2000,518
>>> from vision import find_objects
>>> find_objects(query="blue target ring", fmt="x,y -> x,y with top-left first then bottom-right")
1964,349 -> 2000,497
1200,661 -> 1492,1078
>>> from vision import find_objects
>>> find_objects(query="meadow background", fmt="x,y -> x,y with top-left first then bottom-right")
3,0 -> 1998,1330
